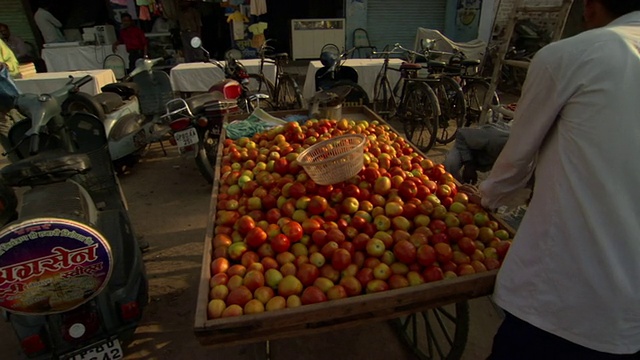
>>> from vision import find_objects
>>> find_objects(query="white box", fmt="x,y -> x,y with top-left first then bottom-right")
94,25 -> 117,45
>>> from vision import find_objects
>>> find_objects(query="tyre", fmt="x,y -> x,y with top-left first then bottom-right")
194,129 -> 218,184
246,74 -> 274,98
462,81 -> 499,127
275,75 -> 304,110
391,302 -> 470,360
401,82 -> 438,153
62,92 -> 106,121
433,76 -> 466,144
372,74 -> 396,119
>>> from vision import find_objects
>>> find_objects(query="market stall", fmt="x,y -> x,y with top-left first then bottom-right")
13,69 -> 117,96
193,106 -> 515,358
42,44 -> 130,72
169,60 -> 276,93
302,59 -> 404,101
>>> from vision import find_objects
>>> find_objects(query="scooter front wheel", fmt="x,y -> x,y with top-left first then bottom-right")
195,129 -> 218,184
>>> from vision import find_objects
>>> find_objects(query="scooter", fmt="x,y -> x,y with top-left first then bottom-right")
0,70 -> 148,359
62,57 -> 172,172
315,47 -> 370,108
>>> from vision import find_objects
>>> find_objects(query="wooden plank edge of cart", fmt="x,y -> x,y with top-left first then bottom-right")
194,105 -> 515,349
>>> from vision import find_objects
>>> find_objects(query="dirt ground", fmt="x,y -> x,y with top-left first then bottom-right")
0,139 -> 502,360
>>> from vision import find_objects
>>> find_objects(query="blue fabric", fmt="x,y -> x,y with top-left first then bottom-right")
0,65 -> 19,112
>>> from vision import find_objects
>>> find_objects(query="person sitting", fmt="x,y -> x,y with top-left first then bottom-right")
112,13 -> 148,71
34,1 -> 66,44
443,120 -> 511,184
0,39 -> 19,78
0,23 -> 29,62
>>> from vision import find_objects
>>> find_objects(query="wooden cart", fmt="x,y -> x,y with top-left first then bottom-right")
195,106 -> 513,359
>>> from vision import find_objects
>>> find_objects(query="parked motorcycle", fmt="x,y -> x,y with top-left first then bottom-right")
63,57 -> 173,172
162,93 -> 238,184
0,70 -> 148,359
314,47 -> 370,108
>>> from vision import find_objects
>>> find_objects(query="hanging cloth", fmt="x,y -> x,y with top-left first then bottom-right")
136,0 -> 150,5
248,22 -> 267,48
139,5 -> 152,21
227,11 -> 248,41
250,0 -> 267,16
110,0 -> 128,6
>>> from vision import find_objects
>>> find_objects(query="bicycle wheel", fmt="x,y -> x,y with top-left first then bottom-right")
275,75 -> 304,110
391,302 -> 470,360
462,80 -> 499,127
246,74 -> 275,98
401,82 -> 438,153
372,73 -> 396,119
433,76 -> 466,144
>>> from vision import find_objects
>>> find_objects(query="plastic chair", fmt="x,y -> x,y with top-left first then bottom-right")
103,54 -> 127,80
352,28 -> 376,58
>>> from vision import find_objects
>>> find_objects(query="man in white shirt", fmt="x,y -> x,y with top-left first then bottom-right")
476,0 -> 640,358
34,2 -> 66,44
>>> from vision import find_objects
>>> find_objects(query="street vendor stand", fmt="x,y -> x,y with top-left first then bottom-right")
42,44 -> 129,72
194,106 -> 515,359
169,60 -> 276,94
14,69 -> 116,96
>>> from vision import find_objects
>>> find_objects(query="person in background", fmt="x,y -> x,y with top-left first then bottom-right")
34,1 -> 66,44
0,39 -> 19,78
467,0 -> 640,358
443,120 -> 510,184
0,24 -> 29,62
178,1 -> 203,62
112,13 -> 148,72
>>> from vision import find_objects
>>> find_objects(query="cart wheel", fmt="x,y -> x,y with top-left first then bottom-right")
391,301 -> 470,360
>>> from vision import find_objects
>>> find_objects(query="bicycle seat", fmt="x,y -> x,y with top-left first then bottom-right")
186,93 -> 225,114
427,61 -> 447,68
462,59 -> 481,67
0,151 -> 92,187
400,62 -> 422,70
272,53 -> 289,60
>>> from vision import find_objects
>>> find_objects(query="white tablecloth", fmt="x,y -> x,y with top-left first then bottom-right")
169,60 -> 276,93
14,69 -> 117,96
42,45 -> 129,72
302,58 -> 404,101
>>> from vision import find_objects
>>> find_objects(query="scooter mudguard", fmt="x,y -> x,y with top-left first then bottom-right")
107,113 -> 147,161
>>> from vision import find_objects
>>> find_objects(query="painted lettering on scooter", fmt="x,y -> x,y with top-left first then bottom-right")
0,229 -> 95,256
0,218 -> 113,314
0,244 -> 99,286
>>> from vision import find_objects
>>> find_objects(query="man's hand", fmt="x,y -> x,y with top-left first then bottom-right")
458,184 -> 482,206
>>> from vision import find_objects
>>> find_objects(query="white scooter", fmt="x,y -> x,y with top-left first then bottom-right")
63,57 -> 172,172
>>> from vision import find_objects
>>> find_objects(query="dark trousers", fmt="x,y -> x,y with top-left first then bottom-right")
488,312 -> 640,360
128,49 -> 144,72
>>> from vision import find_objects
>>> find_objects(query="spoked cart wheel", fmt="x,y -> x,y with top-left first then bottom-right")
391,301 -> 470,360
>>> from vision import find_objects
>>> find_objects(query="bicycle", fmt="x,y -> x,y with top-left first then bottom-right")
371,45 -> 440,153
247,40 -> 304,110
396,43 -> 467,145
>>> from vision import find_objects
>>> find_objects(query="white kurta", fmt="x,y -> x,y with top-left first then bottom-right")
480,11 -> 640,354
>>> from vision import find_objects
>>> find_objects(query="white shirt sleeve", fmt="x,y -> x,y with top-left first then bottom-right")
479,49 -> 569,210
45,10 -> 62,28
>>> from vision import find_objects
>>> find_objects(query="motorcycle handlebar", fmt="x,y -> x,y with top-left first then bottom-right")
73,75 -> 93,90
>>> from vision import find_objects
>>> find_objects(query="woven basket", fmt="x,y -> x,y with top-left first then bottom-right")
296,134 -> 367,185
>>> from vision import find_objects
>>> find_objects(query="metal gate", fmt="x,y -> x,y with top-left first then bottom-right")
0,0 -> 37,46
366,0 -> 447,51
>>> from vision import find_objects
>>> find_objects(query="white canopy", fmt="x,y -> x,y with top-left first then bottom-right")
413,28 -> 487,62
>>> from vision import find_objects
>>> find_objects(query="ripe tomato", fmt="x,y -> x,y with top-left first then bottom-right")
270,234 -> 291,253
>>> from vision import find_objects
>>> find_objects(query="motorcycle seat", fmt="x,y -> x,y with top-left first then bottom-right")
93,92 -> 124,114
101,82 -> 140,99
186,93 -> 225,114
0,151 -> 92,187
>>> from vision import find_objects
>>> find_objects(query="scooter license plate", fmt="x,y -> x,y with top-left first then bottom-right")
65,339 -> 123,360
174,127 -> 199,148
